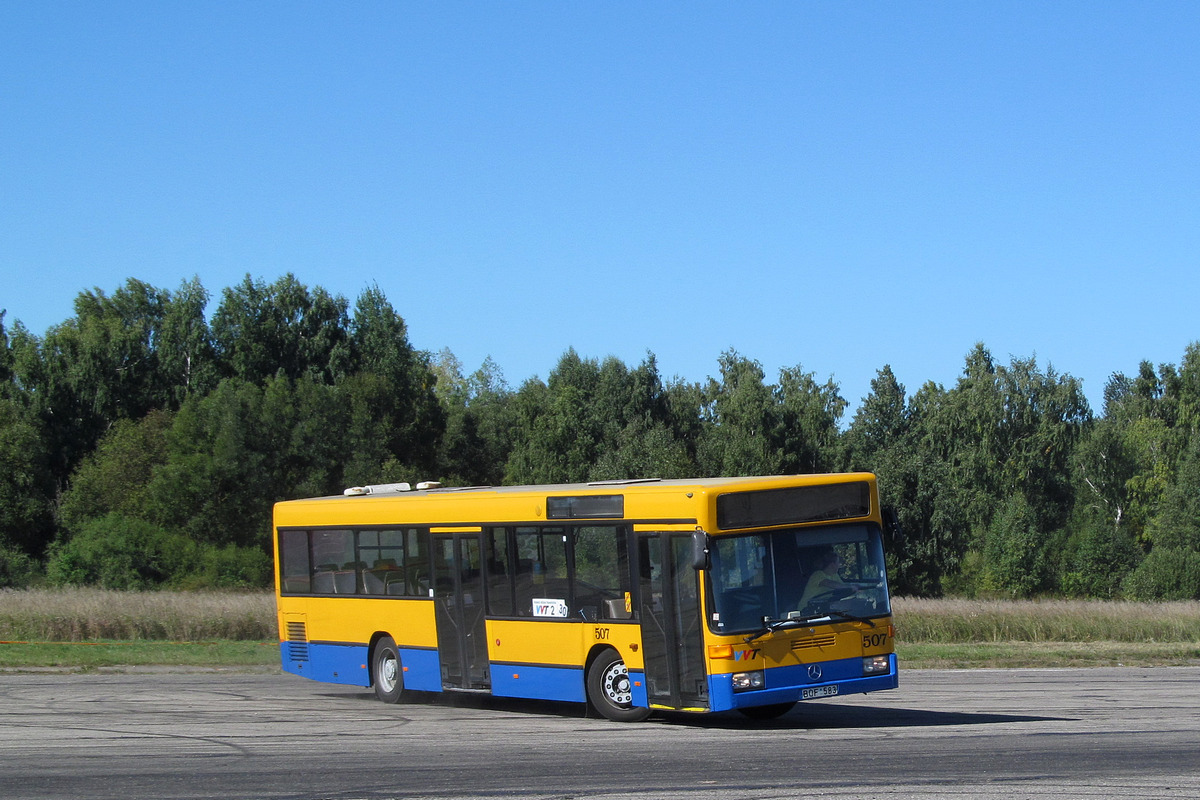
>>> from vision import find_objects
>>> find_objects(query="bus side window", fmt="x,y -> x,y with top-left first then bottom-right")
515,528 -> 567,616
405,528 -> 431,596
359,529 -> 406,596
310,530 -> 355,595
486,528 -> 514,616
279,529 -> 312,594
572,526 -> 630,621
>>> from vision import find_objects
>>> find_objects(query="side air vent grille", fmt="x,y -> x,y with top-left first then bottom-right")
286,621 -> 309,662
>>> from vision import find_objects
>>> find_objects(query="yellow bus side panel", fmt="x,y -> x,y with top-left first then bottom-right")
485,619 -> 644,671
281,597 -> 438,648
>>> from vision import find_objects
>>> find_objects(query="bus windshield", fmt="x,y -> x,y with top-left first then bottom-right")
707,524 -> 891,634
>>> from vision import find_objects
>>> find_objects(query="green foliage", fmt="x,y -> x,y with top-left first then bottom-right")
46,513 -> 269,590
1143,434 -> 1200,552
980,495 -> 1052,598
8,274 -> 1200,597
47,514 -> 192,590
57,411 -> 173,535
699,350 -> 780,476
0,544 -> 41,588
0,398 -> 55,555
211,273 -> 352,385
1122,547 -> 1200,601
181,545 -> 272,590
1060,509 -> 1143,599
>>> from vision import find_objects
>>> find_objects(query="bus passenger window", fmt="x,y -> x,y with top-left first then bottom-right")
359,529 -> 406,596
311,530 -> 355,595
515,528 -> 567,617
486,528 -> 514,616
572,526 -> 630,620
279,530 -> 311,594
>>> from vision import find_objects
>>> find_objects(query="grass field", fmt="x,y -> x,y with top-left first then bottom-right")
1,588 -> 1197,670
895,597 -> 1200,667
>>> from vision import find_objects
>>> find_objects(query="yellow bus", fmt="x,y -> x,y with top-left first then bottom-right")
274,473 -> 898,721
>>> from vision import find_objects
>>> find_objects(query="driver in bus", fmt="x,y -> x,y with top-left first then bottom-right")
799,547 -> 853,609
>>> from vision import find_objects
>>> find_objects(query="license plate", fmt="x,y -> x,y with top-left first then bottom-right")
803,685 -> 839,700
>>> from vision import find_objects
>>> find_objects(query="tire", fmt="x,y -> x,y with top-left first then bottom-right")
586,649 -> 650,722
738,701 -> 796,720
372,636 -> 404,703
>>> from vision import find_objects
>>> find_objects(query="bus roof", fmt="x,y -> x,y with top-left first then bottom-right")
273,473 -> 878,530
277,473 -> 876,504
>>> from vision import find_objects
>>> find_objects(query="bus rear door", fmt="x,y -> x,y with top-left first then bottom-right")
431,532 -> 490,691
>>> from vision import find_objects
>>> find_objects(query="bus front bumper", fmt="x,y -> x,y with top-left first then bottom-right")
708,653 -> 898,713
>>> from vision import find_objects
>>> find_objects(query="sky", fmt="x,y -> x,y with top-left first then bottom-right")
3,2 -> 1199,418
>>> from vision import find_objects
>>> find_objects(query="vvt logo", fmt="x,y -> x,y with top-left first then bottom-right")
734,648 -> 760,662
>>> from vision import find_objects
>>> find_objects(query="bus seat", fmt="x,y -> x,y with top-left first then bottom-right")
384,572 -> 407,595
283,577 -> 311,593
312,571 -> 335,594
332,571 -> 357,594
362,569 -> 386,595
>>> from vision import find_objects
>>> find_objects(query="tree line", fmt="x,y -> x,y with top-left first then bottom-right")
1,275 -> 1198,599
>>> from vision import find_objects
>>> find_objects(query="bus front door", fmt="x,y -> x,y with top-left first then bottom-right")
638,532 -> 709,710
431,533 -> 490,691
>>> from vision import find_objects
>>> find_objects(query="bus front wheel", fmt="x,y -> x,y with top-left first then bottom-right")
586,649 -> 650,722
372,636 -> 404,703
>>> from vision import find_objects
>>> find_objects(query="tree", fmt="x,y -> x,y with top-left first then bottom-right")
157,277 -> 218,405
211,274 -> 352,385
981,494 -> 1051,597
843,365 -> 908,471
1143,434 -> 1200,554
590,354 -> 696,480
0,397 -> 55,557
147,378 -> 279,549
347,286 -> 444,473
57,410 -> 173,535
697,350 -> 779,476
0,311 -> 11,390
774,364 -> 845,474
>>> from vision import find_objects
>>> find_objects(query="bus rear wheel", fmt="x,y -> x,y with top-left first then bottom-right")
586,649 -> 650,722
372,636 -> 404,703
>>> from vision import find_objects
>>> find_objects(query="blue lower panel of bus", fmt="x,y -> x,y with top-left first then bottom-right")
629,670 -> 648,708
282,641 -> 370,687
708,654 -> 898,713
490,663 -> 585,703
280,642 -> 443,693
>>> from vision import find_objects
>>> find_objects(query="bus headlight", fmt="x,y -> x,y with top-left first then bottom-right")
731,670 -> 765,692
863,655 -> 890,675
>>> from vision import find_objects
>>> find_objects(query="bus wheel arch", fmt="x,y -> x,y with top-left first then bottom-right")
370,634 -> 404,703
585,647 -> 650,722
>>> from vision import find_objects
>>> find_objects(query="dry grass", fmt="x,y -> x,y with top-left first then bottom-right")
892,597 -> 1200,644
0,588 -> 275,641
2,590 -> 1198,652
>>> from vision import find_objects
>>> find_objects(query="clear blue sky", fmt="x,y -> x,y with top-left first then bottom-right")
3,2 -> 1198,417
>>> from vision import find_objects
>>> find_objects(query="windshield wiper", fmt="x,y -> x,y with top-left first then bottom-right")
743,617 -> 803,643
744,610 -> 877,642
824,609 -> 877,627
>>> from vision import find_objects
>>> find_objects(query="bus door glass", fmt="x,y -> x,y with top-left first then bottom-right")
638,532 -> 709,710
431,533 -> 490,690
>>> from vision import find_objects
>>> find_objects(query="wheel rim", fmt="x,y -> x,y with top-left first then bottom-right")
601,658 -> 632,707
378,651 -> 398,693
